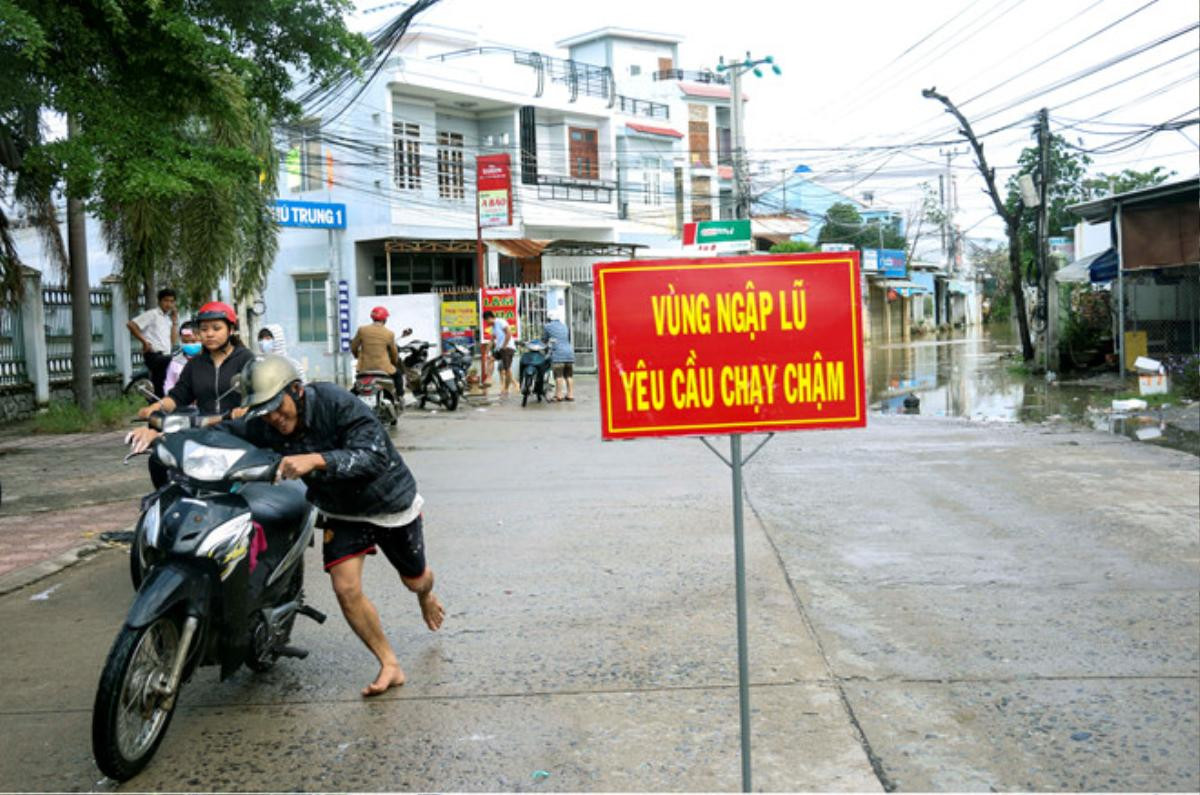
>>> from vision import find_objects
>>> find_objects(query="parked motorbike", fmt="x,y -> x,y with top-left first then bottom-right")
445,342 -> 472,395
517,339 -> 556,407
351,371 -> 400,426
94,414 -> 325,781
398,336 -> 460,412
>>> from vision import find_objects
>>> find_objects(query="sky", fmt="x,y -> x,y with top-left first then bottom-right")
351,0 -> 1199,252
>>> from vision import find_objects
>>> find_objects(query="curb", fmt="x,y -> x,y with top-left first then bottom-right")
0,539 -> 118,598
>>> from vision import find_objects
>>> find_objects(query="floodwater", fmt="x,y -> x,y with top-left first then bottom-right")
867,326 -> 1200,456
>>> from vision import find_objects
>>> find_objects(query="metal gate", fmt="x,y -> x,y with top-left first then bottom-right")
568,281 -> 595,372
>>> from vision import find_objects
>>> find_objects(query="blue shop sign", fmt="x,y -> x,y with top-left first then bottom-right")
877,248 -> 906,278
272,200 -> 347,229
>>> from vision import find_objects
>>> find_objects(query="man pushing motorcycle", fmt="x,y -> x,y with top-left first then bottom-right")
128,355 -> 445,696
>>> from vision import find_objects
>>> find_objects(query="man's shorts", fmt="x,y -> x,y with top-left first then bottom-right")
495,347 -> 515,372
319,514 -> 426,578
552,362 -> 574,378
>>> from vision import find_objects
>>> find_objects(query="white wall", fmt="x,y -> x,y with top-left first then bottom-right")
356,293 -> 442,351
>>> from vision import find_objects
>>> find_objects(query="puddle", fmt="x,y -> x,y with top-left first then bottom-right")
867,327 -> 1199,456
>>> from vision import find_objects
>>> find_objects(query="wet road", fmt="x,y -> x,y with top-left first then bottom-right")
868,328 -> 1200,455
0,376 -> 1196,791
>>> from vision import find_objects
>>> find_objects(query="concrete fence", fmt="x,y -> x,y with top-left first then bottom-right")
0,270 -> 135,422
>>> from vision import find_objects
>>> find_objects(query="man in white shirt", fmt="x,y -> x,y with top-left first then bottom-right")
126,288 -> 179,398
483,310 -> 517,397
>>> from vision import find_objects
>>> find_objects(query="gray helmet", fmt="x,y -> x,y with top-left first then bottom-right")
238,354 -> 301,420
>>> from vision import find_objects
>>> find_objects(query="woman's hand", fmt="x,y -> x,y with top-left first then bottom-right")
229,406 -> 249,420
137,403 -> 159,420
125,427 -> 161,455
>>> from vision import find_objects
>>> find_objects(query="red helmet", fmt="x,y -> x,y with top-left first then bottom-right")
370,306 -> 389,322
195,301 -> 238,328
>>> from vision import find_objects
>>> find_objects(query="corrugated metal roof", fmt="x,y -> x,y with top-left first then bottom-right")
487,239 -> 551,259
679,82 -> 735,100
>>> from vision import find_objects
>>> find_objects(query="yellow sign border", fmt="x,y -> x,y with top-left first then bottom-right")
596,257 -> 864,436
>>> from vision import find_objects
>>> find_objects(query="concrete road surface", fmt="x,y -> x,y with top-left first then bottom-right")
0,378 -> 1195,791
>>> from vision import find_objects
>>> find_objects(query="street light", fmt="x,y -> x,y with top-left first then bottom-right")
716,52 -> 783,221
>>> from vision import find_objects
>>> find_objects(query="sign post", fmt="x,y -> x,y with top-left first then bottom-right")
593,252 -> 866,791
476,154 -> 513,385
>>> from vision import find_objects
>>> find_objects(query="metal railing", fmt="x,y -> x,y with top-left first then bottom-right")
42,286 -> 118,381
0,302 -> 26,386
615,95 -> 670,119
535,173 -> 616,203
652,68 -> 727,84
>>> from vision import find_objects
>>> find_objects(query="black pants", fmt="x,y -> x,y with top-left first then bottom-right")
144,351 -> 172,398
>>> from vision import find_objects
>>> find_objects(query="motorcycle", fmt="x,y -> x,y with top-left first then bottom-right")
398,336 -> 460,412
517,339 -> 556,407
351,371 -> 400,426
93,413 -> 325,781
445,342 -> 472,395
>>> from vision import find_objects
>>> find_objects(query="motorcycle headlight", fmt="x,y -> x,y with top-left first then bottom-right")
195,513 -> 254,579
155,444 -> 178,469
141,498 -> 162,549
181,440 -> 245,481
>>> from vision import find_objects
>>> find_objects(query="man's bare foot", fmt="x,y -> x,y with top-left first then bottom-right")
362,663 -> 406,697
418,590 -> 445,631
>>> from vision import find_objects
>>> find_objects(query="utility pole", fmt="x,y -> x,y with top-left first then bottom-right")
1037,107 -> 1051,370
718,52 -> 781,221
67,113 -> 93,414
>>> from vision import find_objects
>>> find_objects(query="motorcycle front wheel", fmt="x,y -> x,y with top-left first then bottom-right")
521,371 -> 534,407
92,617 -> 182,781
439,383 -> 459,412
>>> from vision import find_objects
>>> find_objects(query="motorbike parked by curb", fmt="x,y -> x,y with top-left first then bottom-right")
398,336 -> 460,412
94,414 -> 325,782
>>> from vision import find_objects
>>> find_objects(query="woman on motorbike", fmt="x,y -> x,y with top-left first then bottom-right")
137,301 -> 255,419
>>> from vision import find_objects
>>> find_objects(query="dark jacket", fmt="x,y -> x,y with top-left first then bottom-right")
216,381 -> 417,517
168,345 -> 255,415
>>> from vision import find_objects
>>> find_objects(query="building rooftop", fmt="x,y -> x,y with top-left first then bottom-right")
555,27 -> 683,49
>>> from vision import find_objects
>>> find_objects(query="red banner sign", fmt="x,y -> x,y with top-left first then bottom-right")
477,154 -> 512,228
479,287 -> 519,342
594,253 -> 866,440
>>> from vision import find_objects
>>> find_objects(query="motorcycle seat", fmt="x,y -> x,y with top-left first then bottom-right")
240,481 -> 311,545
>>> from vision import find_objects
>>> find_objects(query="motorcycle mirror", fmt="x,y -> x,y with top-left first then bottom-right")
401,328 -> 413,337
229,373 -> 244,395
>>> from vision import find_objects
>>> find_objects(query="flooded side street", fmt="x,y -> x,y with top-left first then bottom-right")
867,325 -> 1200,456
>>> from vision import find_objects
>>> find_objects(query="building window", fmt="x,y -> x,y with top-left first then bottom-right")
629,64 -> 641,76
688,104 -> 710,167
520,106 -> 538,186
295,277 -> 328,343
286,122 -> 324,193
393,122 -> 421,190
437,131 -> 465,200
717,127 -> 732,165
691,175 -> 712,222
719,189 -> 734,220
642,156 -> 662,205
569,127 -> 599,179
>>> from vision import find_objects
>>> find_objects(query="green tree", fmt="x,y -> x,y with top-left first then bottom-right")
0,0 -> 373,299
817,202 -> 906,250
1004,132 -> 1091,280
1081,166 -> 1175,200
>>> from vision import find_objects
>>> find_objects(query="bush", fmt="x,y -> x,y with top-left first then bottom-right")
768,240 -> 818,253
34,394 -> 143,434
1165,354 -> 1200,400
989,292 -> 1012,323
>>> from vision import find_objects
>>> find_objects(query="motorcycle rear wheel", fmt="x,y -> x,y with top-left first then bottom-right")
440,384 -> 459,412
521,372 -> 533,407
92,617 -> 182,781
246,565 -> 303,673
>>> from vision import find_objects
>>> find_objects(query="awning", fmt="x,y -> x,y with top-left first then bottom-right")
487,239 -> 550,259
877,279 -> 930,297
625,122 -> 683,139
1056,248 -> 1117,284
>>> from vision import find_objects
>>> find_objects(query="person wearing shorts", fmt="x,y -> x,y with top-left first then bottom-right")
156,355 -> 447,698
542,314 -> 575,401
484,310 -> 517,396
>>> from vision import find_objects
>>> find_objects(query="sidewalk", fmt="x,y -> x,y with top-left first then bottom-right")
0,429 -> 145,591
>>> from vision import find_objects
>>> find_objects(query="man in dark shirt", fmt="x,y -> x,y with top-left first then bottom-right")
129,355 -> 444,696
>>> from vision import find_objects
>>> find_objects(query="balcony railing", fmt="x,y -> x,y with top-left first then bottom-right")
534,173 -> 615,203
429,46 -> 668,119
615,95 -> 669,120
652,69 -> 727,84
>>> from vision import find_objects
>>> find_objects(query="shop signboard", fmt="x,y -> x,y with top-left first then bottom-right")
479,287 -> 519,342
683,219 -> 752,253
477,154 -> 513,228
441,297 -> 479,351
272,199 -> 346,229
593,253 -> 866,440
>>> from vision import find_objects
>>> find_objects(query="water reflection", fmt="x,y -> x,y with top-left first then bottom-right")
866,327 -> 1199,455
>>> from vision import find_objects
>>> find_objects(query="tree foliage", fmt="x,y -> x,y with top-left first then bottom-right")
1081,166 -> 1175,200
0,0 -> 370,301
768,240 -> 817,253
1003,131 -> 1090,281
817,202 -> 906,250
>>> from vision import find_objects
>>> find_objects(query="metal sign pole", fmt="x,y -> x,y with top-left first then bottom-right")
730,432 -> 752,793
699,432 -> 774,792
